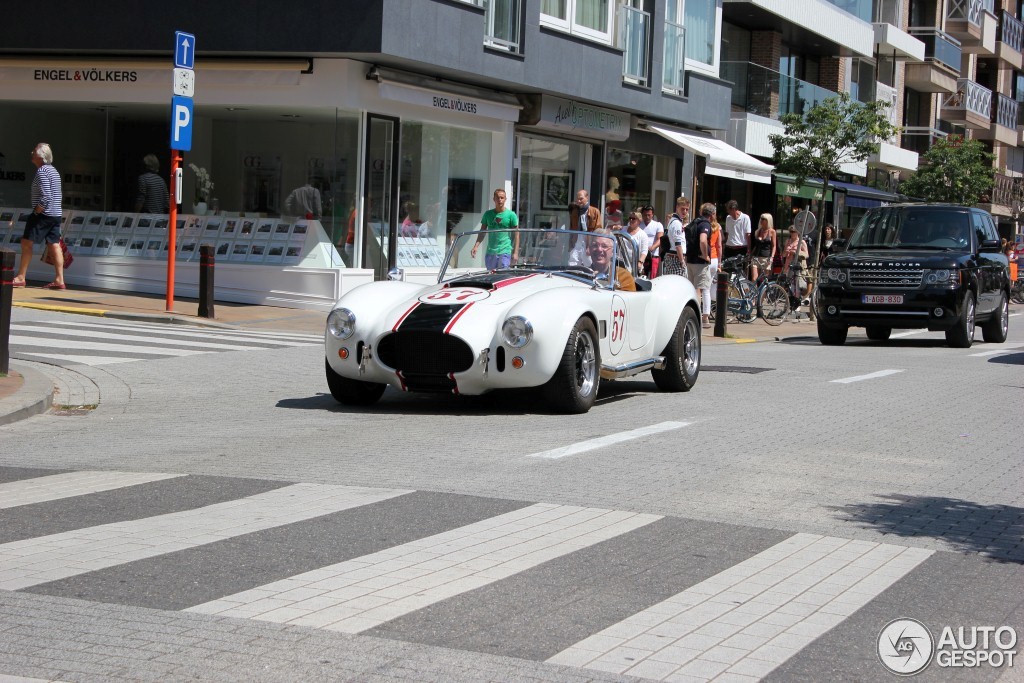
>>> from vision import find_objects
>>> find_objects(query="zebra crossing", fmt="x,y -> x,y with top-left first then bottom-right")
7,318 -> 322,367
0,467 -> 959,682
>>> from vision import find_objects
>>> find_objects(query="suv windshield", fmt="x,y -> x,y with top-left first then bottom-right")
439,228 -> 626,289
847,208 -> 972,251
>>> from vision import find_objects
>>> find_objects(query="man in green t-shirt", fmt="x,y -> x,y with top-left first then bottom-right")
471,188 -> 519,270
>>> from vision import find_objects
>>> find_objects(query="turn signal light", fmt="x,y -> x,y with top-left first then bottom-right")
511,356 -> 525,369
339,348 -> 349,360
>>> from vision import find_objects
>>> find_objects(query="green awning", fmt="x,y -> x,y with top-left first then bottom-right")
775,176 -> 834,201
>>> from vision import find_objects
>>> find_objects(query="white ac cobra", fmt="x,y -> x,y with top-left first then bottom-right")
325,228 -> 701,413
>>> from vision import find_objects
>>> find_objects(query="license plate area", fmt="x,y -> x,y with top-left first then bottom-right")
862,294 -> 904,304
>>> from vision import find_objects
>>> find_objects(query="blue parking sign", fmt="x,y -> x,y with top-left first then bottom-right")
170,96 -> 193,151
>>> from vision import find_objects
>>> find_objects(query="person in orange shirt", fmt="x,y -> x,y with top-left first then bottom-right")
709,211 -> 722,276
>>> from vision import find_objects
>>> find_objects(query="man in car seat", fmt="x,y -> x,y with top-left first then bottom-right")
588,228 -> 636,291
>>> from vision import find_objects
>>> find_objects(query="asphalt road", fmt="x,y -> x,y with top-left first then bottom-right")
0,307 -> 1021,682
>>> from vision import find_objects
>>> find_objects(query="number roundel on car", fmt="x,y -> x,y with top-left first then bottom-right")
418,288 -> 490,304
609,294 -> 627,355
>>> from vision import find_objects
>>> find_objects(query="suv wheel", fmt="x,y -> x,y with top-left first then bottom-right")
981,292 -> 1008,344
945,292 -> 976,348
865,326 -> 891,341
817,321 -> 848,346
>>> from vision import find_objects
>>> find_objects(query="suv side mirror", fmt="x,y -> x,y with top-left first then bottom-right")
979,239 -> 1001,253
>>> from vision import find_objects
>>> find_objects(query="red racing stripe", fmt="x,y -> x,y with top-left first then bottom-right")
443,302 -> 474,334
392,302 -> 420,331
492,273 -> 538,289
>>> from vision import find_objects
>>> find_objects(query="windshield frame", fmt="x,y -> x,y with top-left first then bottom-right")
438,228 -> 624,290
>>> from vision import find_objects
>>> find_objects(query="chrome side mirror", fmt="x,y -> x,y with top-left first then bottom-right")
387,267 -> 406,282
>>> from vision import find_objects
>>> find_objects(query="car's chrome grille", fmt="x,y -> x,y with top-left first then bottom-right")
848,267 -> 924,289
376,331 -> 474,375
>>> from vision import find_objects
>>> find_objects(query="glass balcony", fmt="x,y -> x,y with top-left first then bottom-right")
663,20 -> 686,94
618,5 -> 650,86
908,27 -> 963,70
999,10 -> 1024,54
721,61 -> 837,120
901,126 -> 948,155
484,0 -> 521,53
873,0 -> 901,26
824,0 -> 872,22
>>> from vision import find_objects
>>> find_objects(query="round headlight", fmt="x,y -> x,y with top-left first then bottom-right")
327,308 -> 356,339
501,316 -> 533,348
827,268 -> 840,281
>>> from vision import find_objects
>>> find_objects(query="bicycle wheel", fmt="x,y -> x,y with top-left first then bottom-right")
735,278 -> 757,323
759,282 -> 790,326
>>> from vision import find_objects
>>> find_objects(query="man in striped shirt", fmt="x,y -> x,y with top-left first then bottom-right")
13,142 -> 65,289
134,153 -> 170,213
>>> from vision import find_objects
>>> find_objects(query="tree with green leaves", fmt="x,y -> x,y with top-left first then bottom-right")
899,135 -> 995,205
769,92 -> 899,270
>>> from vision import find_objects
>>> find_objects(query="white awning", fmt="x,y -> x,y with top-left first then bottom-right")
643,122 -> 774,184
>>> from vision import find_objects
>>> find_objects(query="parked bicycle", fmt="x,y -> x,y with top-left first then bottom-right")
710,255 -> 757,323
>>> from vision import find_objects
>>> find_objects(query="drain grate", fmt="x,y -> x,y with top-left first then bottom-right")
702,366 -> 774,374
52,405 -> 97,416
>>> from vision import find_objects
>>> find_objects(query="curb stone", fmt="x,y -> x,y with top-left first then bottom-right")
0,363 -> 54,426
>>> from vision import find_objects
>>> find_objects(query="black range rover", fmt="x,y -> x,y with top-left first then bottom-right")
816,204 -> 1010,348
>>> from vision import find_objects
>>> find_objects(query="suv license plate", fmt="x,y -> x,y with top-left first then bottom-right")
862,294 -> 904,304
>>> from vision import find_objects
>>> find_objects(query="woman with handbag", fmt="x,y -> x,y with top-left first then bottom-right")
12,142 -> 67,290
782,227 -> 809,311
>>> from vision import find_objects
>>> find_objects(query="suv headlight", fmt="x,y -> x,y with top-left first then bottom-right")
823,267 -> 847,284
924,269 -> 957,286
327,308 -> 356,339
501,316 -> 533,348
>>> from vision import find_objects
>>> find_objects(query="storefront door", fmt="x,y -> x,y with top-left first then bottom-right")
363,114 -> 400,279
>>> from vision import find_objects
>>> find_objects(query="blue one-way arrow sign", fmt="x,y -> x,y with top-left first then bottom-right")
174,31 -> 196,70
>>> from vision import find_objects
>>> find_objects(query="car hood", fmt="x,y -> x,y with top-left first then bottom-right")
824,250 -> 966,269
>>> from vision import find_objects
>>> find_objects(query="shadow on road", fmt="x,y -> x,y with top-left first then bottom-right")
988,352 -> 1024,366
830,494 -> 1024,564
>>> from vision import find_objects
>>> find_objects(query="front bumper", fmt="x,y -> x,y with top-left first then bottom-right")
816,286 -> 966,331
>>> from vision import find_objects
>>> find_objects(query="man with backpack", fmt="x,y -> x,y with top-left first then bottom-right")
686,203 -> 714,329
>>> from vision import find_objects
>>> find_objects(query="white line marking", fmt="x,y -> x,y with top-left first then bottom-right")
188,504 -> 661,633
12,325 -> 263,351
19,353 -> 144,366
969,344 -> 1024,357
525,422 -> 690,459
49,320 -> 321,345
9,335 -> 207,357
0,471 -> 184,509
0,484 -> 412,591
889,330 -> 928,338
830,369 -> 904,384
549,533 -> 933,680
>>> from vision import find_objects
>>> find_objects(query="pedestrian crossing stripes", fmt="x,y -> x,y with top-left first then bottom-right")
0,467 -> 957,682
8,318 -> 322,367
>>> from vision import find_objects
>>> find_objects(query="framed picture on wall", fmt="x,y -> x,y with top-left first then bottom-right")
533,214 -> 556,230
542,171 -> 573,210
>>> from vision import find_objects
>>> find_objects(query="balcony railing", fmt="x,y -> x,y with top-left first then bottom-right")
663,20 -> 686,94
483,0 -> 521,53
619,5 -> 650,86
908,27 -> 963,70
993,93 -> 1020,129
986,172 -> 1019,207
1018,100 -> 1024,127
901,126 -> 948,154
943,78 -> 993,120
825,0 -> 872,23
947,0 -> 995,27
999,10 -> 1024,53
721,61 -> 838,121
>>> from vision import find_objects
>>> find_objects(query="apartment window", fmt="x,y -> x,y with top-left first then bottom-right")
684,0 -> 717,65
850,57 -> 877,103
541,0 -> 615,42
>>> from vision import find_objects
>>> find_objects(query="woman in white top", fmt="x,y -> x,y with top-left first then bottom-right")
625,211 -> 649,273
782,227 -> 809,309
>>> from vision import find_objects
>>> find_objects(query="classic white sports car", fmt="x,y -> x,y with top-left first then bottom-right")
325,228 -> 702,413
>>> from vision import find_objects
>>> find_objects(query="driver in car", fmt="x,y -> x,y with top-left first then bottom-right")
588,228 -> 637,292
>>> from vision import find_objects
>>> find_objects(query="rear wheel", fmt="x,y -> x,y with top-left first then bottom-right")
544,317 -> 600,414
759,283 -> 789,326
865,326 -> 892,341
325,359 -> 386,406
817,322 -> 848,346
945,292 -> 976,348
981,291 -> 1008,343
735,278 -> 757,323
652,307 -> 701,392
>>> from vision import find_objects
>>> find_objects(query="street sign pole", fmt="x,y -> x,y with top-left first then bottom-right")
168,30 -> 196,312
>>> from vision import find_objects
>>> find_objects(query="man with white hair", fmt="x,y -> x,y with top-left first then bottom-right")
12,142 -> 65,290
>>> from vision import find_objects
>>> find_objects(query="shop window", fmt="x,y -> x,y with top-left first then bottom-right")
516,134 -> 589,237
541,0 -> 615,43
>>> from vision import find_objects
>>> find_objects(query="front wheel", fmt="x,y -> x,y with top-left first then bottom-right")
759,283 -> 789,326
652,307 -> 701,392
865,326 -> 891,341
544,316 -> 600,414
945,292 -> 976,348
817,322 -> 848,346
325,359 -> 386,406
981,291 -> 1008,343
